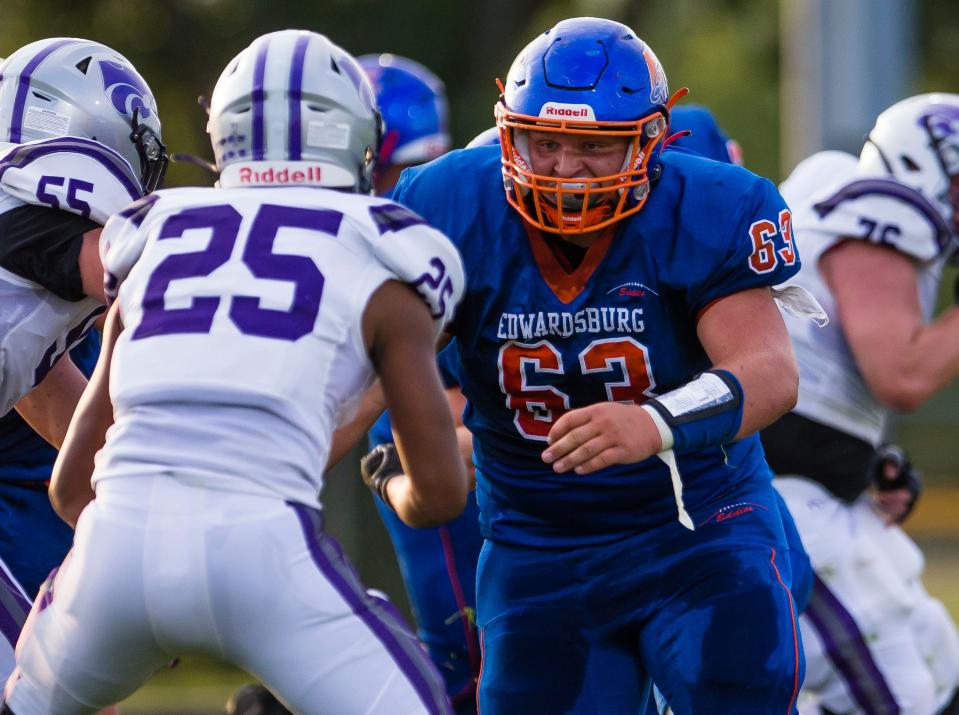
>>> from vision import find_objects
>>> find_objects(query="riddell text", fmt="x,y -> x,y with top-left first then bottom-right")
239,166 -> 322,184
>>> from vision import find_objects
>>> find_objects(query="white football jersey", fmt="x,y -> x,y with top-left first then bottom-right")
0,137 -> 143,415
97,185 -> 464,507
779,151 -> 950,445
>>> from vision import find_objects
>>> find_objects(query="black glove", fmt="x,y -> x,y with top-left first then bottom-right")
872,444 -> 922,523
360,442 -> 404,509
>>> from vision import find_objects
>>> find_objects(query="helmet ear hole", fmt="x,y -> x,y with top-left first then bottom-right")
900,155 -> 922,172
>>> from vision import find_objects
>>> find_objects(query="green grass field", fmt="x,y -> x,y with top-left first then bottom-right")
117,487 -> 959,714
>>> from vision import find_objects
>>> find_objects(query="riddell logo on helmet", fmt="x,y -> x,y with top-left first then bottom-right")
238,166 -> 322,184
540,103 -> 596,120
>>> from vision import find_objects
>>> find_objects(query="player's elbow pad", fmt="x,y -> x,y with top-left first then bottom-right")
641,369 -> 745,453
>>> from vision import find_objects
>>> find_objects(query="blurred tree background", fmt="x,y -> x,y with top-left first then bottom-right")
4,0 -> 953,184
0,1 -> 956,709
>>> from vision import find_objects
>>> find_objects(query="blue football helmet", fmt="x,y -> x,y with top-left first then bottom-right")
495,17 -> 680,234
358,54 -> 450,171
668,105 -> 743,165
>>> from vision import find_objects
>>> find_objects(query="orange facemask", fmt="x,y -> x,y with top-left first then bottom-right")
495,86 -> 687,235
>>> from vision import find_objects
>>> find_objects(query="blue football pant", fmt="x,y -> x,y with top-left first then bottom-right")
374,494 -> 483,715
476,482 -> 805,715
0,481 -> 73,598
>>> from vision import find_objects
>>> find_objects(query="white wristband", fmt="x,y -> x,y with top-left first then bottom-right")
641,404 -> 675,451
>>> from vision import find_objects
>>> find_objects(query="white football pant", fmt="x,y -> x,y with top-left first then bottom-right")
4,476 -> 451,714
777,477 -> 959,715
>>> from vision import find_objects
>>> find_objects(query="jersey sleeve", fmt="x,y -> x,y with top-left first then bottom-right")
99,194 -> 159,303
809,178 -> 950,263
356,199 -> 465,337
687,176 -> 801,318
0,203 -> 99,300
0,138 -> 143,225
437,339 -> 461,388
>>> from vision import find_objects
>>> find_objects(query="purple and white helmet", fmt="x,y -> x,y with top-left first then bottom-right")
860,93 -> 959,247
0,38 -> 166,191
208,30 -> 382,193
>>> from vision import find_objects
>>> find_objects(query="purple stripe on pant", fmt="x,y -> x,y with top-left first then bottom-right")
804,574 -> 899,714
288,502 -> 451,714
0,563 -> 30,649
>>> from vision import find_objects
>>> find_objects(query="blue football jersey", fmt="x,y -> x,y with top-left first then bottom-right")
393,146 -> 800,548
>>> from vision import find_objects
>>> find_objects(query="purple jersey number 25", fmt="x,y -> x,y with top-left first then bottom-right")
133,203 -> 342,342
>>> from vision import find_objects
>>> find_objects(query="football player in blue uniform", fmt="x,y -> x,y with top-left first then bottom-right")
387,17 -> 823,714
357,54 -> 483,715
667,104 -> 743,166
358,53 -> 451,195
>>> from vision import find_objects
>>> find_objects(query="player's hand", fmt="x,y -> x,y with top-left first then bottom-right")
542,403 -> 663,475
360,442 -> 404,507
871,444 -> 922,525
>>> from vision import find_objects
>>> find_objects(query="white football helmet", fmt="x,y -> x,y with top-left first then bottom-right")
0,38 -> 167,191
860,93 -> 959,252
208,30 -> 382,193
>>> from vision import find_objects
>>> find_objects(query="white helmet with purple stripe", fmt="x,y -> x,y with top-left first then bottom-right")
209,30 -> 382,193
860,93 -> 959,253
0,37 -> 167,192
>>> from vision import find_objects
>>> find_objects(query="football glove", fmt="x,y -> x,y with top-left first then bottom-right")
872,444 -> 922,523
360,442 -> 404,508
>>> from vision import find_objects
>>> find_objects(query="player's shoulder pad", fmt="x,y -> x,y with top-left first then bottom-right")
780,150 -> 859,202
0,137 -> 143,225
810,175 -> 950,262
348,193 -> 465,336
100,193 -> 160,303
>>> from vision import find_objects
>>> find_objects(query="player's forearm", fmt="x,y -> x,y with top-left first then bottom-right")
715,344 -> 799,440
49,476 -> 95,529
456,425 -> 476,488
862,306 -> 959,411
15,357 -> 87,449
391,430 -> 468,527
383,473 -> 464,528
325,382 -> 386,471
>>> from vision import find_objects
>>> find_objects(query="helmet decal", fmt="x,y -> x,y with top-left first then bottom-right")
919,104 -> 959,136
920,103 -> 959,177
98,59 -> 152,120
642,46 -> 668,106
539,103 -> 596,119
9,38 -> 79,143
